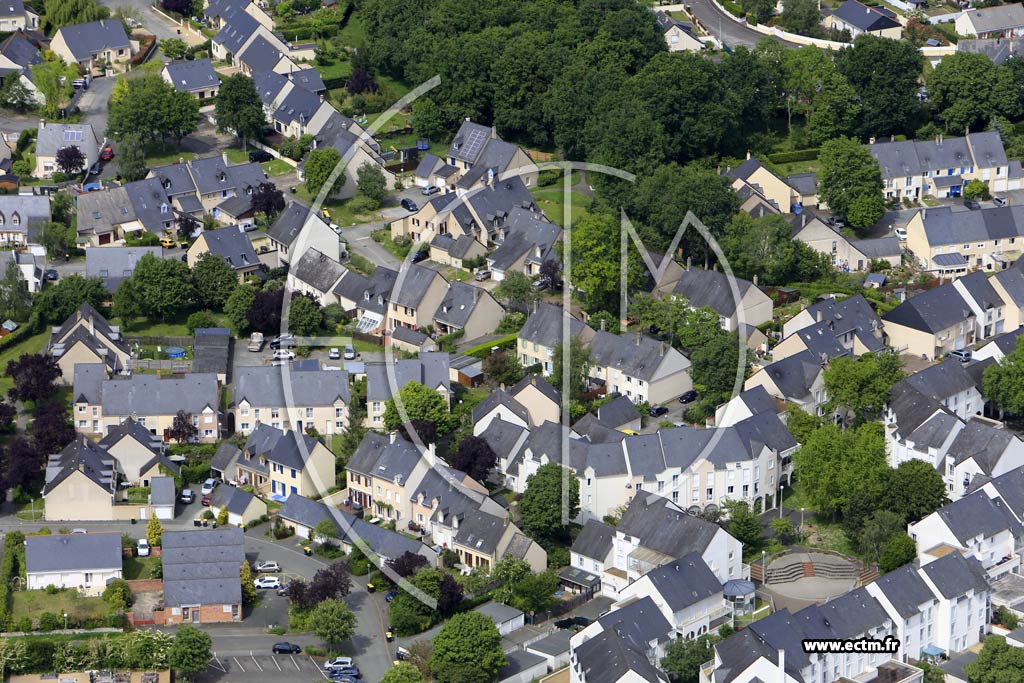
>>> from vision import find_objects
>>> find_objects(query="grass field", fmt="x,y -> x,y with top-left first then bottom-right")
530,188 -> 591,225
123,556 -> 161,581
0,331 -> 50,395
12,590 -> 113,623
144,144 -> 196,167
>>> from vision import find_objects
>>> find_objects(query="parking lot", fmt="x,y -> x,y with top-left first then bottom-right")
199,653 -> 332,683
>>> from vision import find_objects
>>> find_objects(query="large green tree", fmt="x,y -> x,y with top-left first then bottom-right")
312,599 -> 357,646
818,136 -> 886,231
520,462 -> 580,543
723,500 -> 763,549
569,211 -> 646,313
807,71 -> 861,145
288,294 -> 323,336
33,275 -> 107,324
963,636 -> 1024,683
721,212 -> 831,286
835,34 -> 924,137
661,633 -> 722,683
31,60 -> 78,119
927,52 -> 1020,134
304,148 -> 345,197
430,612 -> 507,683
214,74 -> 266,148
493,271 -> 538,313
0,261 -> 31,323
691,332 -> 749,409
983,336 -> 1024,416
168,625 -> 212,679
823,351 -> 904,424
106,74 -> 199,143
224,284 -> 258,335
117,133 -> 148,183
792,422 -> 889,519
190,251 -> 238,309
779,0 -> 821,37
551,335 -> 591,402
383,381 -> 453,435
381,663 -> 426,683
43,0 -> 109,29
356,162 -> 388,208
129,253 -> 195,319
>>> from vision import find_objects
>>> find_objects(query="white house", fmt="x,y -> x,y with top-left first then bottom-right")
25,533 -> 122,596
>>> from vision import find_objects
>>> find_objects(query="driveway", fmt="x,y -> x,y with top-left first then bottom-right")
684,0 -> 797,49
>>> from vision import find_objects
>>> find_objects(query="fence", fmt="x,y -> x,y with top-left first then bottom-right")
128,359 -> 192,373
126,335 -> 193,347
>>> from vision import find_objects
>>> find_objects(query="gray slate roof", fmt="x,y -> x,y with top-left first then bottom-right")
164,58 -> 220,92
831,0 -> 899,31
962,3 -> 1024,33
291,247 -> 345,293
25,533 -> 122,573
572,519 -> 616,562
235,366 -> 349,407
588,331 -> 688,383
364,352 -> 450,402
597,395 -> 641,428
933,489 -> 1024,545
86,246 -> 161,292
193,327 -> 231,377
150,476 -> 175,506
36,122 -> 99,165
433,281 -> 496,329
918,551 -> 990,598
391,263 -> 444,309
101,373 -> 219,415
617,493 -> 723,560
0,194 -> 50,242
574,629 -> 669,683
518,303 -> 594,350
868,563 -> 935,619
669,268 -> 759,318
162,528 -> 245,607
210,482 -> 257,516
883,282 -> 973,333
870,133 -> 1007,180
644,552 -> 723,611
54,19 -> 131,61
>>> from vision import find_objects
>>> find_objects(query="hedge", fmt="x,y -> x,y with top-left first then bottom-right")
322,76 -> 348,90
464,332 -> 518,359
723,0 -> 744,18
767,148 -> 821,164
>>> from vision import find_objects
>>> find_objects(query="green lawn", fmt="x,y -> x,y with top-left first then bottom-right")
772,159 -> 821,176
335,13 -> 367,47
0,331 -> 50,395
113,314 -> 229,337
11,590 -> 113,623
264,159 -> 295,177
144,144 -> 196,167
530,188 -> 591,225
123,556 -> 161,580
315,59 -> 353,81
291,186 -> 378,227
15,499 -> 44,521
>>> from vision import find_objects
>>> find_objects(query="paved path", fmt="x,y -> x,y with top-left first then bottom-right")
683,0 -> 797,49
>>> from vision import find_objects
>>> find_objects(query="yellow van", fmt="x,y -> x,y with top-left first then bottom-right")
159,237 -> 175,248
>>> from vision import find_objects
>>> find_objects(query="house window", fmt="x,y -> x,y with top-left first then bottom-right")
291,468 -> 296,478
306,408 -> 313,418
241,422 -> 250,431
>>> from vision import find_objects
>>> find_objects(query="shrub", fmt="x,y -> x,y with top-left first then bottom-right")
38,612 -> 60,631
723,0 -> 744,17
44,584 -> 59,595
103,579 -> 134,610
767,148 -> 821,164
537,169 -> 561,187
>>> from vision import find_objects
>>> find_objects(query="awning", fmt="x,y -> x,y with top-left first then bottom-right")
934,252 -> 968,268
921,645 -> 945,657
932,175 -> 963,188
557,566 -> 601,590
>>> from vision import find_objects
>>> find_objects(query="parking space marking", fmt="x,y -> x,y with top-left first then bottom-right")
251,654 -> 263,672
273,656 -> 282,672
312,657 -> 330,680
232,657 -> 246,673
209,657 -> 227,673
291,654 -> 302,671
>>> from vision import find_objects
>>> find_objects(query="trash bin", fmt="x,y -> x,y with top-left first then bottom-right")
130,518 -> 136,525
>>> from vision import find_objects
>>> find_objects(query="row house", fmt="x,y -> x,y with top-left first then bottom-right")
415,119 -> 539,196
778,294 -> 886,360
790,214 -> 902,272
210,423 -> 335,500
517,302 -> 596,376
233,365 -> 350,436
363,352 -> 451,427
48,304 -> 131,382
587,331 -> 692,406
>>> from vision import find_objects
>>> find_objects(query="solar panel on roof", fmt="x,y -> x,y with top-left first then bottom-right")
63,130 -> 82,142
460,127 -> 487,161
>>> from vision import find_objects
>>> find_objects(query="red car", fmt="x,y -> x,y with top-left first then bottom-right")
100,146 -> 114,161
201,495 -> 212,506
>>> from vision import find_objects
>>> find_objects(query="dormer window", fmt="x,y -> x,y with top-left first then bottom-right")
11,213 -> 19,226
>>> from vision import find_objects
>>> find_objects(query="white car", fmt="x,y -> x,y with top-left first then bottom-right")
137,539 -> 151,557
201,478 -> 218,495
254,576 -> 282,589
255,561 -> 281,573
895,227 -> 908,241
272,349 -> 295,360
329,347 -> 340,360
324,657 -> 354,671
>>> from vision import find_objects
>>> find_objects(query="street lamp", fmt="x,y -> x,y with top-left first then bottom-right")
800,507 -> 805,532
63,613 -> 68,630
778,483 -> 785,518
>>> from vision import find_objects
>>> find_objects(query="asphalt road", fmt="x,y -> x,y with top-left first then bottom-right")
685,0 -> 797,49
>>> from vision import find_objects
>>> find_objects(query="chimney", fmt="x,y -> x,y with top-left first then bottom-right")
600,319 -> 606,332
686,257 -> 692,271
753,274 -> 758,286
531,375 -> 537,386
39,120 -> 45,129
778,649 -> 785,683
635,331 -> 641,346
745,150 -> 751,160
660,341 -> 665,356
424,442 -> 437,468
499,382 -> 505,391
389,431 -> 397,444
222,151 -> 229,165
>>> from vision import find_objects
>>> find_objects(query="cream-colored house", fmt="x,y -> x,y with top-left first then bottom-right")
25,533 -> 122,596
389,263 -> 448,333
826,0 -> 902,38
905,205 -> 1024,275
48,304 -> 131,382
791,214 -> 901,271
744,350 -> 829,416
34,121 -> 100,179
955,4 -> 1024,38
415,119 -> 538,196
588,331 -> 692,406
233,366 -> 350,436
98,417 -> 176,486
0,1 -> 39,32
509,374 -> 562,427
657,267 -> 773,333
518,303 -> 596,376
214,423 -> 336,500
656,11 -> 706,51
432,282 -> 504,342
50,19 -> 138,73
883,284 -> 977,360
778,294 -> 886,361
727,157 -> 818,214
363,353 -> 451,428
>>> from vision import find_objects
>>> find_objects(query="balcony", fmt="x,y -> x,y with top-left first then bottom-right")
676,604 -> 734,636
986,552 -> 1020,579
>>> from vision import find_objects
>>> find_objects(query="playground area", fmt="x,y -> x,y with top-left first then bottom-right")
759,549 -> 860,612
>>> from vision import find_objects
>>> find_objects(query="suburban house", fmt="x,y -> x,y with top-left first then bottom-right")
73,372 -> 221,442
485,208 -> 561,281
34,121 -> 100,178
518,303 -> 596,376
655,11 -> 705,52
233,365 -> 349,436
955,3 -> 1024,38
286,248 -> 347,305
657,267 -> 773,334
870,132 -> 1016,201
211,423 -> 336,500
50,19 -> 138,73
209,484 -> 267,527
726,157 -> 818,214
25,533 -> 122,596
0,31 -> 44,106
159,529 -> 244,624
347,432 -> 428,522
363,352 -> 451,427
49,304 -> 131,382
429,233 -> 487,270
0,194 -> 50,245
825,0 -> 902,38
310,112 -> 399,201
186,226 -> 262,281
75,180 -> 175,246
883,283 -> 978,360
0,0 -> 39,31
790,213 -> 902,271
42,436 -> 118,521
973,327 -> 1024,361
162,59 -> 221,100
415,119 -> 538,194
778,294 -> 886,360
569,599 -> 672,683
85,246 -> 162,292
0,250 -> 43,293
432,281 -> 505,341
98,417 -> 176,486
388,263 -> 449,332
744,349 -> 829,416
904,205 -> 1024,274
267,202 -> 339,263
587,331 -> 692,406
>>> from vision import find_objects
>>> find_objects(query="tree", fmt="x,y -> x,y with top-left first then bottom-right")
835,34 -> 924,137
240,561 -> 257,605
217,506 -> 229,526
106,74 -> 199,144
492,557 -> 532,586
551,335 -> 591,401
55,146 -> 85,174
691,332 -> 747,409
147,513 -> 163,547
0,401 -> 16,433
381,663 -> 425,683
39,221 -> 76,260
224,284 -> 258,335
983,336 -> 1024,416
129,253 -> 195,320
538,259 -> 561,289
431,612 -> 507,683
807,72 -> 861,145
505,571 -> 559,613
493,271 -> 537,313
176,212 -> 201,242
1,72 -> 34,112
383,382 -> 452,435
30,402 -> 74,453
305,147 -> 344,196
288,294 -> 323,336
780,0 -> 821,36
387,551 -> 428,579
437,574 -> 463,617
312,599 -> 357,646
103,579 -> 133,610
356,162 -> 388,208
879,533 -> 917,572
818,136 -> 885,230
963,178 -> 988,201
482,351 -> 523,385
117,133 -> 148,183
214,74 -> 266,148
792,423 -> 889,519
661,634 -> 720,683
0,261 -> 31,323
251,182 -> 285,219
724,500 -> 763,548
160,38 -> 188,59
769,517 -> 795,544
824,352 -> 904,424
448,436 -> 497,482
520,463 -> 580,543
307,561 -> 352,605
928,52 -> 1019,134
964,636 -> 1024,683
168,411 -> 197,444
112,278 -> 144,323
569,211 -> 645,313
31,60 -> 77,119
882,459 -> 947,523
721,212 -> 830,286
168,625 -> 212,679
4,437 -> 41,491
33,275 -> 108,324
246,288 -> 283,332
189,252 -> 237,310
784,405 -> 821,444
857,509 -> 906,562
6,354 -> 61,403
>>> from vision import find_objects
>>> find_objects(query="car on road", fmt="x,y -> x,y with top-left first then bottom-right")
201,494 -> 212,506
964,199 -> 981,210
400,198 -> 418,212
343,345 -> 357,360
895,227 -> 908,241
201,478 -> 218,495
270,334 -> 296,349
249,149 -> 273,163
180,489 -> 195,504
474,269 -> 491,281
994,196 -> 1008,207
331,676 -> 360,683
45,269 -> 58,281
422,185 -> 440,196
826,216 -> 846,229
329,348 -> 341,360
71,528 -> 87,534
100,146 -> 114,161
331,223 -> 342,235
678,390 -> 698,404
254,576 -> 282,589
255,561 -> 281,573
276,583 -> 290,596
948,349 -> 972,363
272,349 -> 296,360
137,539 -> 150,557
330,666 -> 361,677
648,405 -> 669,418
88,161 -> 101,176
385,589 -> 397,602
324,657 -> 354,671
272,642 -> 302,654
409,249 -> 429,263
